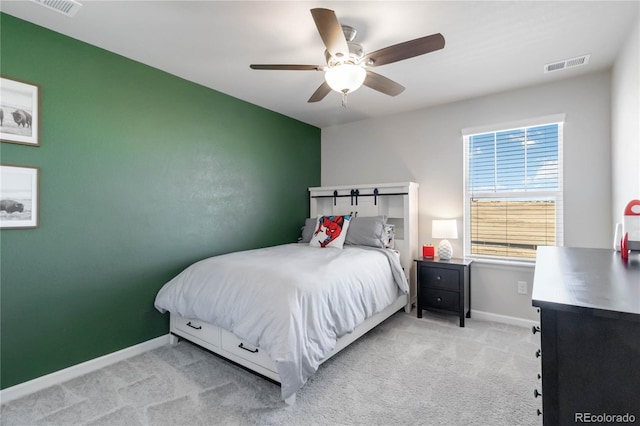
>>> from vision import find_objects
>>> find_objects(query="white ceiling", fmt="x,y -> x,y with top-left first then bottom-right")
1,1 -> 638,128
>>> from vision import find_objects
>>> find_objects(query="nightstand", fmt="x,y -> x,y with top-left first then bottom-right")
415,257 -> 472,327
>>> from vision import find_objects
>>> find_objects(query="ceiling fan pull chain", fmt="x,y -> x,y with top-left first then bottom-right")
341,91 -> 348,108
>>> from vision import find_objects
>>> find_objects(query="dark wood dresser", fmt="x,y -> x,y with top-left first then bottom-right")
532,246 -> 640,425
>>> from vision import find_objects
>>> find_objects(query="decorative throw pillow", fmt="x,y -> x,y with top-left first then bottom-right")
384,223 -> 395,249
298,217 -> 319,243
309,215 -> 352,248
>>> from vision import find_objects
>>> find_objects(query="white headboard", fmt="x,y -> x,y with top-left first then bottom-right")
308,182 -> 419,306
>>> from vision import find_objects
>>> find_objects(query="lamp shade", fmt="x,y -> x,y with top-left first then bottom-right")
432,219 -> 458,240
325,64 -> 366,94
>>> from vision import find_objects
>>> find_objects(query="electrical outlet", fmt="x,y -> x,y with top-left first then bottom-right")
517,281 -> 528,295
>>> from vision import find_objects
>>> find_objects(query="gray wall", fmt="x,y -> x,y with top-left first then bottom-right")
612,18 -> 640,230
321,70 -> 615,324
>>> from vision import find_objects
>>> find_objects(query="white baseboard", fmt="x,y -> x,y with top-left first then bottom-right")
471,309 -> 539,329
0,334 -> 170,405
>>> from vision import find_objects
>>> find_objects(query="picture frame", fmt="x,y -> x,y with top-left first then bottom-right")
0,77 -> 40,146
0,164 -> 39,229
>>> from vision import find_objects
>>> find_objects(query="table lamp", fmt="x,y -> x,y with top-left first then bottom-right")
432,219 -> 458,260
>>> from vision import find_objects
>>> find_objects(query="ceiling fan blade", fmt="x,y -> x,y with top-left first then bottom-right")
310,8 -> 349,60
250,64 -> 323,71
363,71 -> 405,96
363,33 -> 445,67
308,82 -> 332,103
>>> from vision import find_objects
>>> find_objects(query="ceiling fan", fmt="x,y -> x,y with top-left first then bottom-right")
250,8 -> 445,107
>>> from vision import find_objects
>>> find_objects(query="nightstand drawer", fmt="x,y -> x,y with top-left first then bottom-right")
422,288 -> 459,312
420,267 -> 460,291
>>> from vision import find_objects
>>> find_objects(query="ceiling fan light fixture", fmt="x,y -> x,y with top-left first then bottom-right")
324,64 -> 366,94
251,9 -> 445,105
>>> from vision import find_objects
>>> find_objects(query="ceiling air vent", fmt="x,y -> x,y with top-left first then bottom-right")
31,0 -> 82,17
544,54 -> 591,73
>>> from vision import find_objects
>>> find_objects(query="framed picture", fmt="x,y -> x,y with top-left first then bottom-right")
0,77 -> 40,146
0,164 -> 39,229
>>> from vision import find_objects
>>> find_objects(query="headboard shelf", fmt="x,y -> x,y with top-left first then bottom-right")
311,190 -> 409,209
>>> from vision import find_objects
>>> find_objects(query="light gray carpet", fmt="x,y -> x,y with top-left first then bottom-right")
1,311 -> 541,425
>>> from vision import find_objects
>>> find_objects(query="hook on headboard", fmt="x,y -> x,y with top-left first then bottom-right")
373,188 -> 379,205
333,190 -> 338,206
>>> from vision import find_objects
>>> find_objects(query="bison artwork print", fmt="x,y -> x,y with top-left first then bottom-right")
0,199 -> 25,213
0,77 -> 39,146
11,110 -> 32,128
0,165 -> 39,229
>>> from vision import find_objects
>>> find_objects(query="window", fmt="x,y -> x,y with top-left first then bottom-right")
463,116 -> 564,260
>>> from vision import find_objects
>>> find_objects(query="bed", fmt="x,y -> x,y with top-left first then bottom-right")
154,182 -> 419,404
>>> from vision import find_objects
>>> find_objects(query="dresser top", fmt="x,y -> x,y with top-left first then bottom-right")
532,246 -> 640,318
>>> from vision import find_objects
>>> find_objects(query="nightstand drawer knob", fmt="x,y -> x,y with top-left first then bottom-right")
436,297 -> 442,302
436,276 -> 441,280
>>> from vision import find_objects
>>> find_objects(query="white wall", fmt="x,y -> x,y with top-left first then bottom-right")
612,18 -> 640,230
322,71 -> 613,323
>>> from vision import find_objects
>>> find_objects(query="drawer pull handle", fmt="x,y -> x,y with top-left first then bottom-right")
534,389 -> 542,398
535,349 -> 542,358
186,321 -> 202,330
238,343 -> 259,354
532,325 -> 540,334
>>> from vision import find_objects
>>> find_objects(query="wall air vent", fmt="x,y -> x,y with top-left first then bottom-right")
31,0 -> 82,17
544,54 -> 591,73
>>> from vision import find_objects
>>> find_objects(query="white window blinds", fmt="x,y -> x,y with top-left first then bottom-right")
463,118 -> 564,260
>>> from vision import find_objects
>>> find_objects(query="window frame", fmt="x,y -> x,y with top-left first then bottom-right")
462,115 -> 565,262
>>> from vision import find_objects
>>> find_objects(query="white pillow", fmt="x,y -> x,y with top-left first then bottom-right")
309,215 -> 352,249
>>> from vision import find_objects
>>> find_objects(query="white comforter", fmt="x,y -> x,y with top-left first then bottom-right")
154,243 -> 407,399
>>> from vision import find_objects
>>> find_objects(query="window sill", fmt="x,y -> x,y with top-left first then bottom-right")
468,256 -> 535,270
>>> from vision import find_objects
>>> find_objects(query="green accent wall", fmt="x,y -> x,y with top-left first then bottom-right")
0,14 -> 320,389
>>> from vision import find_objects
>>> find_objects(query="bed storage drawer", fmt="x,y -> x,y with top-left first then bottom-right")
220,330 -> 277,373
172,315 -> 220,347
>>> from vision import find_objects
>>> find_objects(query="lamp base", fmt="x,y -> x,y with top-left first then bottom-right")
438,240 -> 453,260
